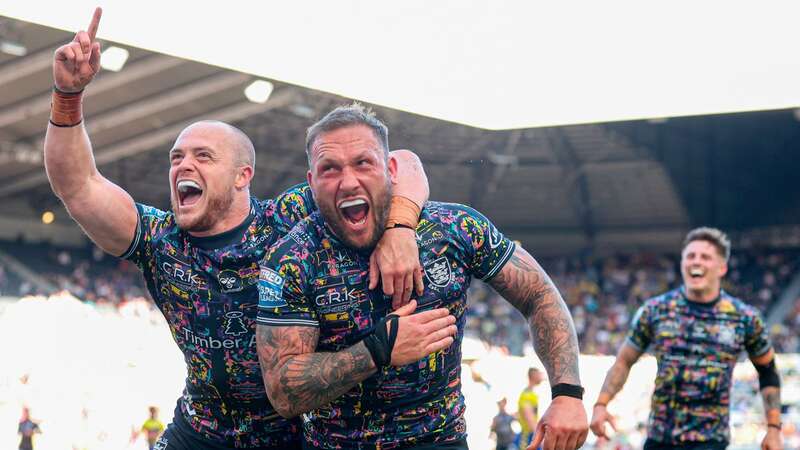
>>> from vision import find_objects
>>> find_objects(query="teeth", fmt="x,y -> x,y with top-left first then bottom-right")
177,180 -> 202,192
339,199 -> 366,209
690,268 -> 704,276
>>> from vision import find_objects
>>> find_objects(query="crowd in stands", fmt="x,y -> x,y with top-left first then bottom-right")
0,239 -> 798,355
465,247 -> 800,355
0,240 -> 146,305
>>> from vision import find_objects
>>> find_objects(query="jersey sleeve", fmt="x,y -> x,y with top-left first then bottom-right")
119,203 -> 170,268
266,182 -> 318,235
744,307 -> 772,358
625,302 -> 654,352
256,226 -> 318,328
449,204 -> 516,282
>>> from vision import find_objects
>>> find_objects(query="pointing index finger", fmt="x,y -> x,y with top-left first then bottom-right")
87,7 -> 102,41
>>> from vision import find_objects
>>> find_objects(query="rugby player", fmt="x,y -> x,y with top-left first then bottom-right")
590,228 -> 784,450
45,8 -> 437,449
256,104 -> 588,450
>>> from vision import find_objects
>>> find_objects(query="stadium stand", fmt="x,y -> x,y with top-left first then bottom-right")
465,247 -> 800,356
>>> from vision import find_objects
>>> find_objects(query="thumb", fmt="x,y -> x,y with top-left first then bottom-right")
393,299 -> 417,317
369,253 -> 378,290
607,413 -> 617,432
529,422 -> 545,450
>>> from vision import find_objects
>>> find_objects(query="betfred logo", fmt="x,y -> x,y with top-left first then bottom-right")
258,268 -> 286,309
260,268 -> 283,285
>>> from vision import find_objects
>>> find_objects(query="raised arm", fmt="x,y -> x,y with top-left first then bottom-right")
45,8 -> 138,256
751,350 -> 783,450
256,300 -> 456,418
369,149 -> 430,308
487,245 -> 587,450
590,342 -> 643,438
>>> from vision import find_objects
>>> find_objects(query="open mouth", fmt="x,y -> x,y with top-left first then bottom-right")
177,180 -> 203,207
339,198 -> 369,226
689,267 -> 705,279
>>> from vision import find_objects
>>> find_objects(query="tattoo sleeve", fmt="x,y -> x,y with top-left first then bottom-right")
488,246 -> 581,385
256,324 -> 377,418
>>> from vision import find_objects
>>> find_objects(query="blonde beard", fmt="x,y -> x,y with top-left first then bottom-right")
173,188 -> 235,233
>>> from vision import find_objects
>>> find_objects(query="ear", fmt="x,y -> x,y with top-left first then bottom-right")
235,165 -> 254,190
387,154 -> 398,185
719,261 -> 728,278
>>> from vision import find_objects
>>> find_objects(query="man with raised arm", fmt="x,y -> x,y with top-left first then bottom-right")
590,228 -> 783,450
256,104 -> 588,450
45,8 -> 436,449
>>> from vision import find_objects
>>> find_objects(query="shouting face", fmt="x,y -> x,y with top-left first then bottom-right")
307,124 -> 397,250
168,122 -> 249,235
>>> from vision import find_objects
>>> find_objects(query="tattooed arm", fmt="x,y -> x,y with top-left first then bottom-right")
590,343 -> 643,438
256,301 -> 456,418
256,324 -> 377,418
488,246 -> 580,385
751,350 -> 783,450
487,245 -> 588,449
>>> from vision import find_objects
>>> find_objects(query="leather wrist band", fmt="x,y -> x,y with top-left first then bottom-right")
385,196 -> 421,230
593,402 -> 608,408
50,86 -> 84,127
551,383 -> 585,400
767,423 -> 782,431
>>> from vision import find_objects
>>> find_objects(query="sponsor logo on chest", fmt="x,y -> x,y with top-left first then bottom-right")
160,254 -> 205,289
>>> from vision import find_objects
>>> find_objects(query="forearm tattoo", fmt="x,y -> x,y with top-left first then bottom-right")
489,247 -> 581,385
599,361 -> 632,399
256,325 -> 377,417
762,386 -> 781,412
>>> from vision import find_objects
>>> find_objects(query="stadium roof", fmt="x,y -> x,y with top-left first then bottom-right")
4,2 -> 800,130
0,13 -> 798,254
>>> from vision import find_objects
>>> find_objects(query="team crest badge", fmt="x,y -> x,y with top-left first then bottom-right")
424,257 -> 452,288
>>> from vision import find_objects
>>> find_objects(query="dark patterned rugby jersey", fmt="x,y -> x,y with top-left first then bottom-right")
257,201 -> 516,449
626,288 -> 772,445
121,184 -> 314,448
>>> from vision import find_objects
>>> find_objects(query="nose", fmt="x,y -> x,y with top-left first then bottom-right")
174,153 -> 196,176
339,166 -> 360,192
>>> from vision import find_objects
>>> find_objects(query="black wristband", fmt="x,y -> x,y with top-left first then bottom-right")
551,383 -> 584,400
363,314 -> 399,368
53,86 -> 84,95
767,423 -> 782,431
386,223 -> 415,231
49,119 -> 83,128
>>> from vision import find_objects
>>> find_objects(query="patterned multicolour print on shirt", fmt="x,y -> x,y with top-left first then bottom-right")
257,202 -> 516,449
627,288 -> 772,445
122,184 -> 314,448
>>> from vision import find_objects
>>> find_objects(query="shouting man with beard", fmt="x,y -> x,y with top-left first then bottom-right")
45,8 -> 432,450
256,104 -> 588,450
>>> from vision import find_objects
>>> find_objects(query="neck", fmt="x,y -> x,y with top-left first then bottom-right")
684,285 -> 721,303
188,194 -> 250,238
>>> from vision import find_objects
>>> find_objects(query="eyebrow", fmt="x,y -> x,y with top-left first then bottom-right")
170,146 -> 217,155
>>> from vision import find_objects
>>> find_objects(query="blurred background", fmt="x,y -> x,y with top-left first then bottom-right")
0,3 -> 799,449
